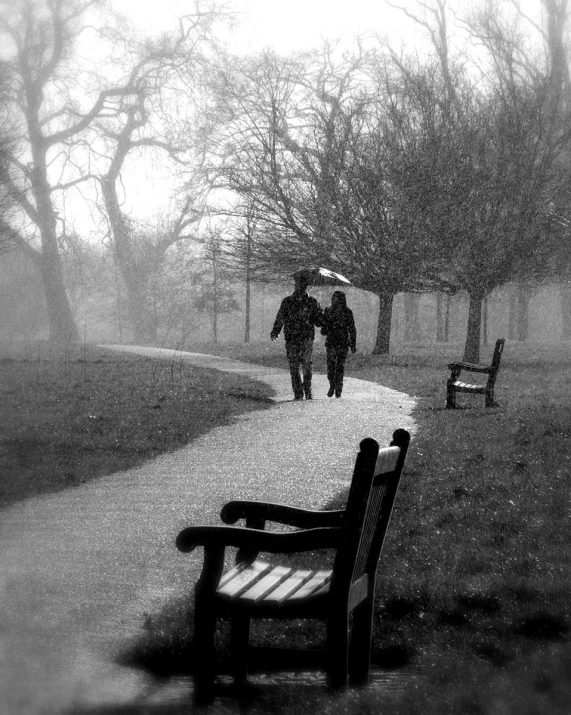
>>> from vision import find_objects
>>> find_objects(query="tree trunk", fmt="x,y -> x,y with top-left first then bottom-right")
244,236 -> 251,343
124,273 -> 158,344
31,129 -> 78,342
436,293 -> 451,342
212,243 -> 219,345
508,283 -> 532,341
372,292 -> 395,354
560,282 -> 571,339
39,242 -> 79,343
482,295 -> 488,345
101,175 -> 158,344
404,293 -> 421,344
463,292 -> 484,362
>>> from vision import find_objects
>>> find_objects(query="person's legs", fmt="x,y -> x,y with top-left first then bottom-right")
334,346 -> 348,397
285,342 -> 304,399
326,346 -> 336,397
300,339 -> 314,399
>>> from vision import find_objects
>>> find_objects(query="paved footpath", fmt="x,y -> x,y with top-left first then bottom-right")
0,347 -> 415,714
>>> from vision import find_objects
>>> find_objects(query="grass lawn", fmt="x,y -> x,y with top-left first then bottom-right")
0,340 -> 273,508
124,339 -> 569,714
2,338 -> 570,713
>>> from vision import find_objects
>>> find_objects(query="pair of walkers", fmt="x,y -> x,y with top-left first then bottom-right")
271,276 -> 357,400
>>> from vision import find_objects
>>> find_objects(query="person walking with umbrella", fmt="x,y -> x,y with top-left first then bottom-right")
321,291 -> 357,398
270,274 -> 324,400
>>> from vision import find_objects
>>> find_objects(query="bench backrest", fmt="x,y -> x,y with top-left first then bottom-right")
491,338 -> 505,373
331,429 -> 410,602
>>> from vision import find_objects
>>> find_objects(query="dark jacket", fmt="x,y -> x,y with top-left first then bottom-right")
321,305 -> 357,350
271,291 -> 323,343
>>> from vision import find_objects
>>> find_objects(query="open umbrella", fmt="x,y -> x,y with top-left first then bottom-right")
292,266 -> 352,287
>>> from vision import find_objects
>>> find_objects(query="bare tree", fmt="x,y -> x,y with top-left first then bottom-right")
192,227 -> 239,344
0,0 -> 230,343
224,203 -> 260,343
212,47 -> 455,353
91,5 -> 227,343
388,0 -> 568,361
0,0 -> 139,341
539,0 -> 571,338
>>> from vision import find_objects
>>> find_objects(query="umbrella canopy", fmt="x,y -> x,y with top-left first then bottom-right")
292,267 -> 352,287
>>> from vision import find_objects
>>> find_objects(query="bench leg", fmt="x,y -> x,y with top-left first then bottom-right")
485,390 -> 498,407
349,598 -> 374,685
327,612 -> 349,691
193,599 -> 217,704
446,380 -> 457,409
230,615 -> 250,684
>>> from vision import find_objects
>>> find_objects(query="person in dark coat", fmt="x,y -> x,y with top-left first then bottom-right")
321,291 -> 357,398
271,275 -> 324,400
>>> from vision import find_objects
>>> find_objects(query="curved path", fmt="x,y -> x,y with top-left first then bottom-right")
0,347 -> 415,713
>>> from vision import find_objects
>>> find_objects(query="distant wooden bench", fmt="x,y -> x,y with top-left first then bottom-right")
446,338 -> 505,409
176,428 -> 411,704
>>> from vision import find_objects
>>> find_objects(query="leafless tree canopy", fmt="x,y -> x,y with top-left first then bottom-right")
1,0 -> 571,356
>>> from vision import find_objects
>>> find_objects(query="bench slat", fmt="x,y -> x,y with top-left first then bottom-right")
218,561 -> 248,588
217,561 -> 273,598
454,381 -> 485,393
239,565 -> 293,602
261,569 -> 315,604
284,570 -> 332,601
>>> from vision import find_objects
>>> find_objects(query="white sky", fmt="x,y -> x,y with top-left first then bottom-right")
111,0 -> 446,52
110,0 -> 545,54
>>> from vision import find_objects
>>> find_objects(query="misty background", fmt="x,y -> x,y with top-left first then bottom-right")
1,0 -> 570,362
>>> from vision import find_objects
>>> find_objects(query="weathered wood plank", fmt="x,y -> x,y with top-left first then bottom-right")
261,569 -> 315,604
285,570 -> 332,601
217,561 -> 272,598
239,566 -> 293,602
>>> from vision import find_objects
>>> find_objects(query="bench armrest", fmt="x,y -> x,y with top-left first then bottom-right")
176,525 -> 341,555
220,500 -> 345,529
448,361 -> 492,374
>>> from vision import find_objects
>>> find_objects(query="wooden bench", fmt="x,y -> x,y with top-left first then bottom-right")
446,338 -> 505,409
176,428 -> 411,703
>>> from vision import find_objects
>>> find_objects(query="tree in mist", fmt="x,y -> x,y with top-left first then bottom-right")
223,202 -> 260,343
386,0 -> 568,361
0,0 -> 129,341
538,0 -> 571,338
212,47 -> 456,353
91,4 -> 227,343
192,228 -> 239,344
0,63 -> 19,255
0,0 -> 229,343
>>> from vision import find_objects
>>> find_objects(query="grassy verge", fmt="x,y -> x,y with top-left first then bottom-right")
124,340 -> 571,714
0,341 -> 273,508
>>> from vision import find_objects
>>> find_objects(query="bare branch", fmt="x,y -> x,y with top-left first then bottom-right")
51,174 -> 98,192
0,163 -> 39,223
0,217 -> 41,262
45,88 -> 139,146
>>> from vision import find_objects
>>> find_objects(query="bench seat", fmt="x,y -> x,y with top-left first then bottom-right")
176,429 -> 411,703
451,381 -> 488,394
217,561 -> 332,607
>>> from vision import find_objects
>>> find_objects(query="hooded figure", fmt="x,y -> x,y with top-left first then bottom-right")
271,275 -> 324,400
321,291 -> 357,397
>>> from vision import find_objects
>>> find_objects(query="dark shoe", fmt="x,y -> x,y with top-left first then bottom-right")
303,384 -> 312,400
335,389 -> 342,398
305,393 -> 313,400
327,387 -> 334,398
294,393 -> 303,400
